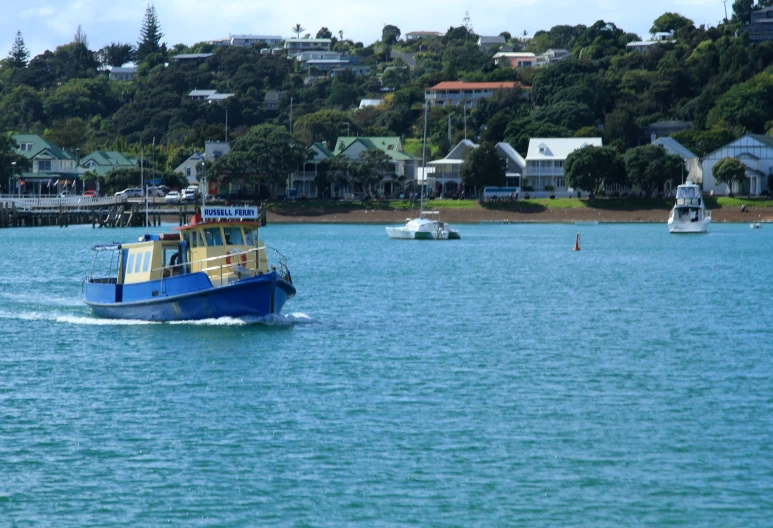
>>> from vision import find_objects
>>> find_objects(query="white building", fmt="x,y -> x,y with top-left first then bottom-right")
109,66 -> 137,81
174,152 -> 205,185
230,35 -> 282,47
652,136 -> 702,190
534,49 -> 571,67
427,140 -> 525,197
284,38 -> 332,57
524,137 -> 603,196
701,134 -> 773,196
626,32 -> 675,53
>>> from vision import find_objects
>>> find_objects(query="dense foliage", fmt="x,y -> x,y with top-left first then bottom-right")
3,6 -> 773,193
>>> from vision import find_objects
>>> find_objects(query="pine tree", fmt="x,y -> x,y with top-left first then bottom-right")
8,30 -> 30,68
136,4 -> 163,62
74,24 -> 89,47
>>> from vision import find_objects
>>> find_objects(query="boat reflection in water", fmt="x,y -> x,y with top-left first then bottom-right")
83,206 -> 295,321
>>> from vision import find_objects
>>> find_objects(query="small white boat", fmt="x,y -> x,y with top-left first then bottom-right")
386,211 -> 460,239
386,101 -> 460,241
751,223 -> 761,229
668,182 -> 710,234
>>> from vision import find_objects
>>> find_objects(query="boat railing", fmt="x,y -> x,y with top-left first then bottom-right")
153,246 -> 292,288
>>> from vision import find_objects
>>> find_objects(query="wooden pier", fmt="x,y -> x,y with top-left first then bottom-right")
0,197 -> 197,229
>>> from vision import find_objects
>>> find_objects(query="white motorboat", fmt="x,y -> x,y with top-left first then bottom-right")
386,102 -> 460,240
668,182 -> 711,234
386,211 -> 460,239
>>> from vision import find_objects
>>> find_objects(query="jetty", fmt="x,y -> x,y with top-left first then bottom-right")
0,196 -> 198,228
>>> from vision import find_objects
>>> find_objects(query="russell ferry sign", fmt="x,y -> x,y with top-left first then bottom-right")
202,206 -> 259,220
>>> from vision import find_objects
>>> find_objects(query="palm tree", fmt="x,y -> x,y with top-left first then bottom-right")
338,30 -> 344,40
291,24 -> 305,39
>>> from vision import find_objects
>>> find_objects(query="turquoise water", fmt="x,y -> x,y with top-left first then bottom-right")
1,222 -> 772,526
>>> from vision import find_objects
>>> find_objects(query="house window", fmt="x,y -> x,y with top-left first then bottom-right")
556,178 -> 566,187
387,145 -> 394,150
186,167 -> 191,177
20,143 -> 33,152
38,160 -> 52,171
555,160 -> 564,168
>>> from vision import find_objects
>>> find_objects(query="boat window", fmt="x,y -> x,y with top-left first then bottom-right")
204,227 -> 223,246
127,254 -> 135,274
134,253 -> 143,273
245,228 -> 257,246
223,227 -> 244,245
143,252 -> 151,272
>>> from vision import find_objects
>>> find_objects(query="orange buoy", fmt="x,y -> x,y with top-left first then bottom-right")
573,232 -> 580,251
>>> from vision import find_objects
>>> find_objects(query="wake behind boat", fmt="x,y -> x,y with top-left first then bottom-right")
668,182 -> 711,234
83,205 -> 295,321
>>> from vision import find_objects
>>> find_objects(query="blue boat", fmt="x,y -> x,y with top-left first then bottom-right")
83,207 -> 295,321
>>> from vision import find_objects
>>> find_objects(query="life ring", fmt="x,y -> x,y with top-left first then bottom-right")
225,249 -> 248,275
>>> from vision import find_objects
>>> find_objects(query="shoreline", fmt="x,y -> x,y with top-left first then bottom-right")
265,206 -> 772,225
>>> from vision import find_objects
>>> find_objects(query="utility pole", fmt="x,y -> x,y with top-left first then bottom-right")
722,0 -> 729,22
463,104 -> 467,140
290,97 -> 293,133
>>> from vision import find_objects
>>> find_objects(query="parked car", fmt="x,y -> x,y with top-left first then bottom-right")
82,190 -> 99,198
115,188 -> 143,198
164,190 -> 181,203
59,191 -> 71,198
182,187 -> 198,202
148,186 -> 167,197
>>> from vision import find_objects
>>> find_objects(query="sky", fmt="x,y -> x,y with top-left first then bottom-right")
0,0 -> 729,59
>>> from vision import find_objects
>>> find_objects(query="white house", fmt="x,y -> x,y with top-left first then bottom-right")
284,38 -> 332,57
426,140 -> 525,197
174,152 -> 205,185
230,35 -> 283,47
534,49 -> 571,67
701,134 -> 773,196
652,136 -> 702,190
627,32 -> 675,53
333,136 -> 418,198
288,142 -> 335,198
478,35 -> 506,51
109,66 -> 137,81
524,137 -> 603,196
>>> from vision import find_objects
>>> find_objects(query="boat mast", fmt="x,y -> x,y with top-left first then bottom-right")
421,100 -> 428,215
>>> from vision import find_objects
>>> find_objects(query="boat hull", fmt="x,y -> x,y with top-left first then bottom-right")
385,227 -> 433,239
668,219 -> 710,234
85,272 -> 295,321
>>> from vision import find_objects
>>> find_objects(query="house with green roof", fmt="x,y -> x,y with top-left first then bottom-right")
332,136 -> 418,198
79,151 -> 138,176
12,134 -> 80,195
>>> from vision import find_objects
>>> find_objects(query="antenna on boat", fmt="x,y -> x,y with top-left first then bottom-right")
420,100 -> 428,217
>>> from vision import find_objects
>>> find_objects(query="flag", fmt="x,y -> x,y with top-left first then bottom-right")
47,179 -> 52,188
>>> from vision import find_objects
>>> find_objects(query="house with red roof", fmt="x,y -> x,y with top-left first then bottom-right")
424,81 -> 528,108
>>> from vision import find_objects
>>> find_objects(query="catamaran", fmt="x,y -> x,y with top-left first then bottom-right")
386,102 -> 460,240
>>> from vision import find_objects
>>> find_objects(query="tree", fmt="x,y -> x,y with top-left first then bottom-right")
8,30 -> 30,68
218,125 -> 307,198
73,24 -> 89,47
98,42 -> 135,67
316,27 -> 332,39
293,109 -> 350,146
623,145 -> 684,197
564,145 -> 627,196
43,117 -> 87,151
650,13 -> 694,34
0,136 -> 31,192
460,143 -> 506,190
712,157 -> 747,194
136,4 -> 164,62
732,0 -> 754,23
382,25 -> 401,46
351,149 -> 393,195
291,24 -> 305,39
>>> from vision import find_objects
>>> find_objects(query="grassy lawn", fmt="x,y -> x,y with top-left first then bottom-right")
711,196 -> 773,208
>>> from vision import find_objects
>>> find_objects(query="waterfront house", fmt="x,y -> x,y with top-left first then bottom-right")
426,140 -> 525,197
626,32 -> 675,53
333,137 -> 418,198
288,142 -> 335,198
79,151 -> 137,176
651,137 -> 702,190
12,134 -> 80,195
425,81 -> 525,108
174,152 -> 206,185
701,134 -> 773,196
524,137 -> 603,196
